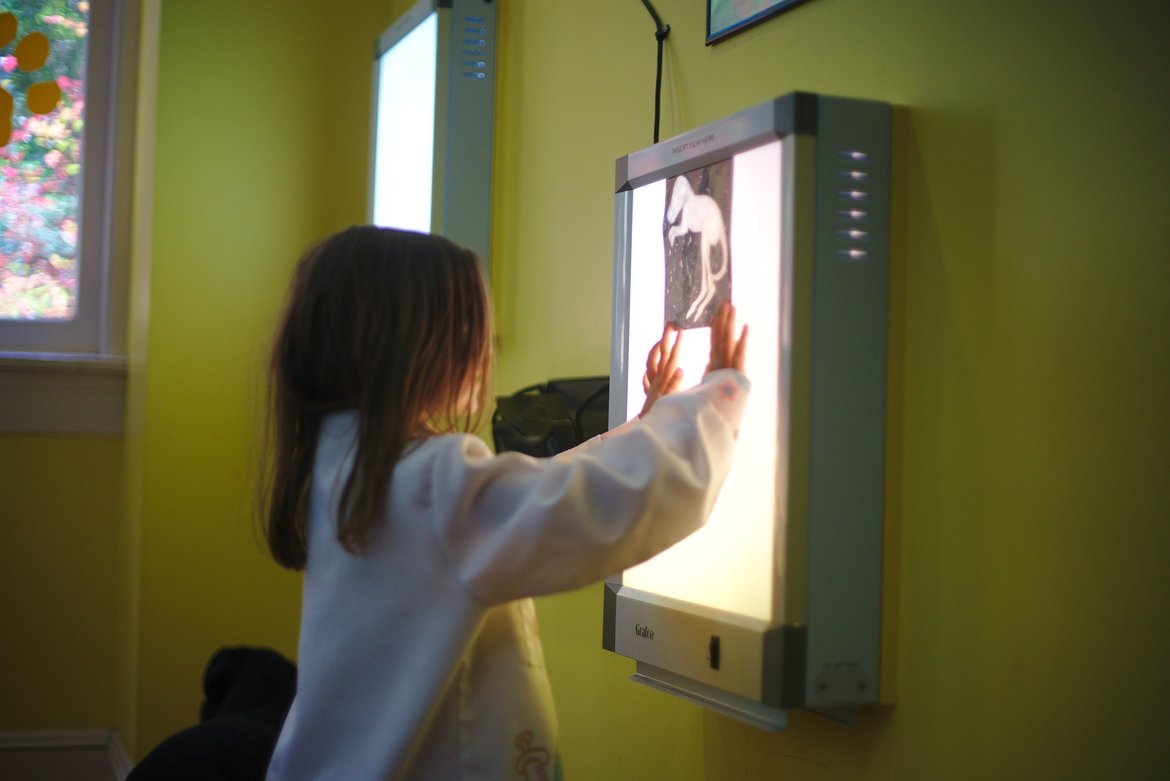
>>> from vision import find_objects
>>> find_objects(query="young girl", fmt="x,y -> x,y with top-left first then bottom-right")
262,226 -> 748,781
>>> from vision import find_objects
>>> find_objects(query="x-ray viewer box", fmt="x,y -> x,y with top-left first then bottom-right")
602,92 -> 891,729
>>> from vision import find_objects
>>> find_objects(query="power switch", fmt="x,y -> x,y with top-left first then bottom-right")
708,635 -> 721,670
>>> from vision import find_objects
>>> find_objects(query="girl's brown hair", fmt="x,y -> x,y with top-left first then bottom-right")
262,226 -> 492,570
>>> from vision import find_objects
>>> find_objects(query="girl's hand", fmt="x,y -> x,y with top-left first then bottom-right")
639,321 -> 683,417
706,300 -> 748,375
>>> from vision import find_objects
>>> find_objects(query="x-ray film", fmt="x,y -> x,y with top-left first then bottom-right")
663,161 -> 733,330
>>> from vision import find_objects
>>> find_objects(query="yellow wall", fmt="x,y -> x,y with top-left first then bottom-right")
128,0 -> 393,757
0,434 -> 123,730
2,0 -> 1167,777
494,0 -> 1169,777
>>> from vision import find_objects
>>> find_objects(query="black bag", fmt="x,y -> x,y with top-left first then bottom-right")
125,646 -> 296,781
492,377 -> 609,457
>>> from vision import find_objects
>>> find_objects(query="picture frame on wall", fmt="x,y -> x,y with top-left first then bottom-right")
706,0 -> 810,45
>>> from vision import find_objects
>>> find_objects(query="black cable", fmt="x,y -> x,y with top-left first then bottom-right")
640,0 -> 670,143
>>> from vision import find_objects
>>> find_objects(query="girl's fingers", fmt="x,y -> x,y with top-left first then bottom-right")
663,323 -> 682,374
663,366 -> 684,395
717,302 -> 732,363
733,323 -> 748,371
725,305 -> 738,364
644,321 -> 681,397
717,304 -> 729,359
644,348 -> 658,393
646,341 -> 661,375
707,300 -> 743,373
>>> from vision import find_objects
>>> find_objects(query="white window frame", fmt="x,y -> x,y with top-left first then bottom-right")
0,0 -> 143,434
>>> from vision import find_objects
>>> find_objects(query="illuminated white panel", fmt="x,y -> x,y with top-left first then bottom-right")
372,12 -> 437,233
625,178 -> 667,413
623,140 -> 783,622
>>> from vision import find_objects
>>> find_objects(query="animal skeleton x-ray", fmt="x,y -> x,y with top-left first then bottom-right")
662,161 -> 733,329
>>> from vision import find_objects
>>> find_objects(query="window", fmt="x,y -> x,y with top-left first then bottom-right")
0,0 -> 142,433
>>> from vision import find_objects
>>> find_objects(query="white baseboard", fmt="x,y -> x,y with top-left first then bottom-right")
0,729 -> 131,780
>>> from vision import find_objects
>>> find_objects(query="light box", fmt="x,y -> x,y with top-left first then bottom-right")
369,0 -> 496,269
603,92 -> 891,729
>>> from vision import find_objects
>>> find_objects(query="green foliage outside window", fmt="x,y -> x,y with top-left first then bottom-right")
0,0 -> 88,320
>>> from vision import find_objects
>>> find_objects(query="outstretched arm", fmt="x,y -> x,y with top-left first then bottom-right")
432,369 -> 750,604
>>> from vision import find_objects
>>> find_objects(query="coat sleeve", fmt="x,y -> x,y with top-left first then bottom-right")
429,369 -> 750,605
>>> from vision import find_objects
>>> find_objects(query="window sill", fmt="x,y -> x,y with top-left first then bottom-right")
0,353 -> 127,435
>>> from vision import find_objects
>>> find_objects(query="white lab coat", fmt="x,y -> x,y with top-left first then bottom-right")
266,369 -> 750,781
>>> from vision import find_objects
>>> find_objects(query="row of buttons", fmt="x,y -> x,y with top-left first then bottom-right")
836,149 -> 872,262
461,16 -> 490,80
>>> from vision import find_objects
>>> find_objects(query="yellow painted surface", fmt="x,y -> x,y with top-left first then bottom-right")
15,31 -> 49,71
494,0 -> 1170,778
0,12 -> 15,48
129,0 -> 391,758
2,0 -> 1167,777
0,434 -> 124,730
26,80 -> 61,114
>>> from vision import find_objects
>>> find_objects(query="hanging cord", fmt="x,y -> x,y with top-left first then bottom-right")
640,0 -> 670,143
